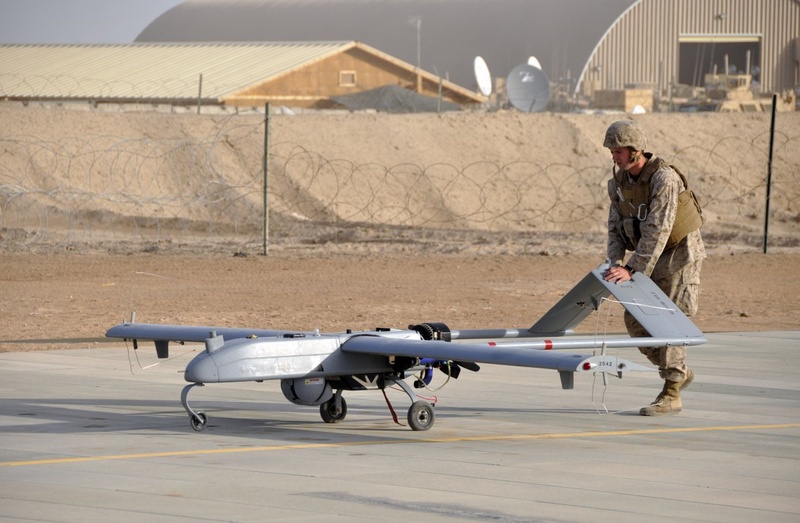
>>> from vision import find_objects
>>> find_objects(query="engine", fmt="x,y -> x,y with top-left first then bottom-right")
280,377 -> 333,406
409,322 -> 451,341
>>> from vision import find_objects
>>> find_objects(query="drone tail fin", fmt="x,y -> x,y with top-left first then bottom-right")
528,267 -> 703,340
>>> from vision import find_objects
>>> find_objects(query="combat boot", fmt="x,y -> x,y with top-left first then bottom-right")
680,368 -> 695,391
640,380 -> 682,416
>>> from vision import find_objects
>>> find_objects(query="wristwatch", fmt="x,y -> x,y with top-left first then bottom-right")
624,264 -> 635,274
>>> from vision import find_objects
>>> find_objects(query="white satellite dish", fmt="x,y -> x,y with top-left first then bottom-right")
473,55 -> 492,96
506,63 -> 550,112
527,56 -> 542,69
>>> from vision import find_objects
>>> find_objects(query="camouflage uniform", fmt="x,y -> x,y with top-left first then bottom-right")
607,153 -> 706,382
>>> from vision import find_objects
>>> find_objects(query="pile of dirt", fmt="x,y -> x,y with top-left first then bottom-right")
2,105 -> 798,258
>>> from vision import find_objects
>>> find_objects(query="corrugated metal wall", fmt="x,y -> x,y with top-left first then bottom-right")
579,0 -> 799,96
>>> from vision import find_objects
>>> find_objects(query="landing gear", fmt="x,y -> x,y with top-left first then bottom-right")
320,392 -> 347,423
181,383 -> 209,432
179,377 -> 435,431
189,411 -> 208,431
388,375 -> 436,431
407,400 -> 435,431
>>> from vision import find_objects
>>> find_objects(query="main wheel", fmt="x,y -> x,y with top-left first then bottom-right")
320,397 -> 347,423
190,411 -> 208,432
407,401 -> 435,431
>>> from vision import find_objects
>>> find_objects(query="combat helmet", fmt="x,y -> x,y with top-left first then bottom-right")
603,120 -> 647,151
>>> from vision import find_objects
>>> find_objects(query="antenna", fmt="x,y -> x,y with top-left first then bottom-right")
527,56 -> 542,69
473,56 -> 492,96
506,63 -> 550,112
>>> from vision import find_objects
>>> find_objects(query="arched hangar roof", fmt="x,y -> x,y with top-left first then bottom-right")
136,0 -> 636,91
580,0 -> 799,96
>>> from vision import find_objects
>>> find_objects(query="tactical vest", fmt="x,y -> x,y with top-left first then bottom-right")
609,156 -> 704,251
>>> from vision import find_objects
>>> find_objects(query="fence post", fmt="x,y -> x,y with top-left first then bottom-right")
763,94 -> 777,254
262,103 -> 271,256
197,73 -> 203,114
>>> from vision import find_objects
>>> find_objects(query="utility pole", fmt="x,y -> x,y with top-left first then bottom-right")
409,16 -> 422,92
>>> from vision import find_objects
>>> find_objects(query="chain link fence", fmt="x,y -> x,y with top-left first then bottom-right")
1,109 -> 798,255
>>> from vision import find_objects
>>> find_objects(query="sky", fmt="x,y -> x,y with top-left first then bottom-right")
0,0 -> 184,44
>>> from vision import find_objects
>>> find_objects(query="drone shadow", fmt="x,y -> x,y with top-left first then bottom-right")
0,393 -> 636,447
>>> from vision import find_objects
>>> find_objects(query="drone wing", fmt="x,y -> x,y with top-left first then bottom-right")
341,334 -> 656,389
343,267 -> 707,389
105,323 -> 302,358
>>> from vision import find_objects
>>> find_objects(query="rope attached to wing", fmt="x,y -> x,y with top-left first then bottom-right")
124,338 -> 196,375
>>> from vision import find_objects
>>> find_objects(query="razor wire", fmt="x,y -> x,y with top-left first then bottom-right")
0,114 -> 798,254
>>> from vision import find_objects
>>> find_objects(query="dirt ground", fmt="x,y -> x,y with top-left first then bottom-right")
2,251 -> 797,354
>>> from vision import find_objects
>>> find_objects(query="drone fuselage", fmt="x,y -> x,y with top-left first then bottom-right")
185,329 -> 421,383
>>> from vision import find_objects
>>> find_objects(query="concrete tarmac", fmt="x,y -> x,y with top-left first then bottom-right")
1,331 -> 798,522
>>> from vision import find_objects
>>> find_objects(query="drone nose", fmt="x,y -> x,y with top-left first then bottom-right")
184,352 -> 219,383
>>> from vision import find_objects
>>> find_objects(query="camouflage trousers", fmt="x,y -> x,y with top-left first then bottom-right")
624,261 -> 702,382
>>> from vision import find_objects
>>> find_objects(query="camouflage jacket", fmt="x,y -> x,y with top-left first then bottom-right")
607,154 -> 706,280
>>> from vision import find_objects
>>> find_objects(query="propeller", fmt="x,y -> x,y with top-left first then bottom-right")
438,360 -> 480,379
419,358 -> 480,381
410,323 -> 480,382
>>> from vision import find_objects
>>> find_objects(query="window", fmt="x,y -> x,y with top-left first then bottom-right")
678,38 -> 761,87
339,71 -> 357,87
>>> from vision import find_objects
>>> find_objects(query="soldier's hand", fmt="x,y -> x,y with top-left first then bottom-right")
604,266 -> 632,284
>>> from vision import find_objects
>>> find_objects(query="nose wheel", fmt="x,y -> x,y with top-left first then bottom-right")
189,411 -> 208,431
181,383 -> 209,432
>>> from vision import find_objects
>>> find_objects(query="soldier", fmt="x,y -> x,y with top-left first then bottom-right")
602,120 -> 706,416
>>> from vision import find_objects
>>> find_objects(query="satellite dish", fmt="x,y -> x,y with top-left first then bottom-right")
527,56 -> 542,69
506,63 -> 550,112
474,56 -> 492,96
